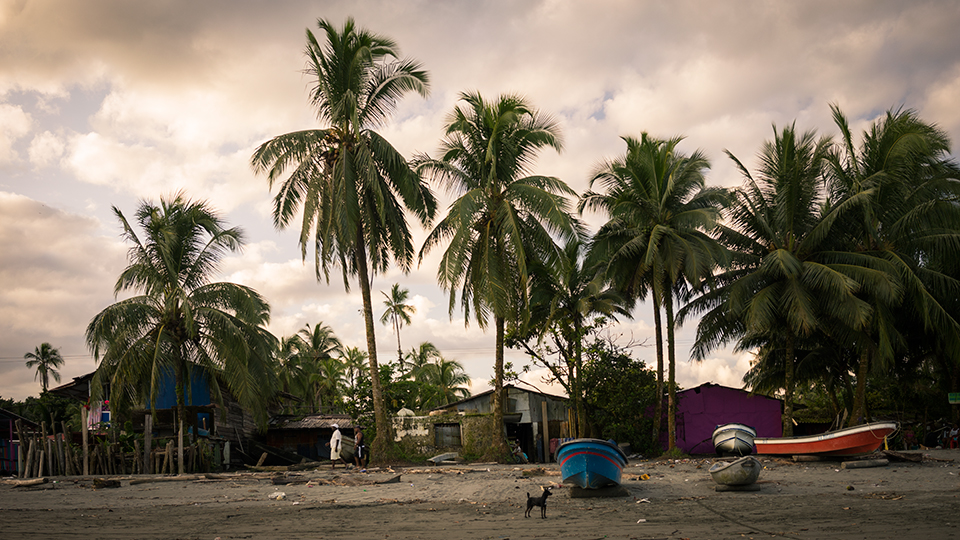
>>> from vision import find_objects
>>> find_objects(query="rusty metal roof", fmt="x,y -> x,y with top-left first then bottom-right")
269,414 -> 354,430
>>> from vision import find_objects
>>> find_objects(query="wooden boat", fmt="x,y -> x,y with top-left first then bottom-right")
754,421 -> 898,457
709,455 -> 762,486
556,438 -> 628,489
712,423 -> 756,456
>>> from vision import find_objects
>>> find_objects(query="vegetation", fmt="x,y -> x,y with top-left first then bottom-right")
250,17 -> 436,460
416,91 -> 579,459
581,134 -> 726,448
17,17 -> 958,461
24,342 -> 65,394
85,194 -> 278,473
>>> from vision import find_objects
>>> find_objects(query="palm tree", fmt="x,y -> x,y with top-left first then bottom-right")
341,346 -> 368,400
293,322 -> 344,413
518,239 -> 631,437
416,91 -> 579,459
404,341 -> 442,381
86,193 -> 278,473
581,133 -> 726,449
682,124 -> 894,436
824,105 -> 960,425
250,18 -> 436,458
380,284 -> 416,370
24,342 -> 65,393
418,357 -> 471,409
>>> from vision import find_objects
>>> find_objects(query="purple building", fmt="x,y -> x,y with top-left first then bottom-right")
671,383 -> 783,454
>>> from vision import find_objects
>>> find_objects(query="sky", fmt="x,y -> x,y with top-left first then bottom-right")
2,0 -> 959,402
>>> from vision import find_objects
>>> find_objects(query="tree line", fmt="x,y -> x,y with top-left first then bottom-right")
74,16 -> 960,464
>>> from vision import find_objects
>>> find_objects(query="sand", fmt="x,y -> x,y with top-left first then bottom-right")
2,449 -> 959,539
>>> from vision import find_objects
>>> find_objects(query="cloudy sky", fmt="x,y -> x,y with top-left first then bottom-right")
2,0 -> 959,401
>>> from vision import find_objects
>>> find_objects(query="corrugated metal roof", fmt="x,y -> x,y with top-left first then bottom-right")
269,414 -> 354,430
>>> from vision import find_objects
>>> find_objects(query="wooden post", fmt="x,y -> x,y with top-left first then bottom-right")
38,449 -> 45,478
223,441 -> 230,470
15,420 -> 25,478
177,418 -> 184,475
24,439 -> 35,479
81,407 -> 89,476
541,400 -> 550,462
143,413 -> 153,475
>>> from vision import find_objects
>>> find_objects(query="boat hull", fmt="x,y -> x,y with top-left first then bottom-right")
712,423 -> 756,456
557,438 -> 628,489
755,422 -> 898,457
709,455 -> 762,485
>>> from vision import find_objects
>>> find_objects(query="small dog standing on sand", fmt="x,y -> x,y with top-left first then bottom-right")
524,488 -> 552,518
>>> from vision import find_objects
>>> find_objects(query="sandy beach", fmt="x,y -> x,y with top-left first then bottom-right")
2,449 -> 959,539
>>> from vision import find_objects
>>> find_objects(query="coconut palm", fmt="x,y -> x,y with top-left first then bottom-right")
824,105 -> 960,425
519,239 -> 631,437
250,18 -> 436,457
293,322 -> 344,413
24,342 -> 65,394
417,357 -> 471,409
682,124 -> 895,436
341,346 -> 369,399
404,341 -> 442,381
580,133 -> 727,449
380,284 -> 416,370
86,193 -> 278,473
416,91 -> 579,459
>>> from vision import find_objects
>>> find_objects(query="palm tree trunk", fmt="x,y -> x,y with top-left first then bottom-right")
651,288 -> 664,448
394,315 -> 404,372
665,289 -> 677,451
574,320 -> 586,438
783,333 -> 796,437
491,316 -> 509,459
175,363 -> 186,475
849,348 -> 870,427
354,238 -> 393,460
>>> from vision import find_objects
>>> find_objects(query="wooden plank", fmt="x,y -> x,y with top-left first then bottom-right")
841,458 -> 889,469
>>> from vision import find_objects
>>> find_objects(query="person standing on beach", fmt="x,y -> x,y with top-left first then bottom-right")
327,424 -> 342,468
354,427 -> 368,470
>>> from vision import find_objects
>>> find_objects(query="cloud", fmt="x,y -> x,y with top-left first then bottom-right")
0,103 -> 31,163
0,192 -> 126,399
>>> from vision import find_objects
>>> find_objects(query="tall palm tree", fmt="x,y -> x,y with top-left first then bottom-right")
380,284 -> 416,370
24,342 -> 65,394
86,193 -> 278,473
581,133 -> 726,450
341,346 -> 368,399
519,239 -> 631,437
250,18 -> 436,458
416,91 -> 579,459
418,357 -> 471,409
824,105 -> 960,425
682,124 -> 894,436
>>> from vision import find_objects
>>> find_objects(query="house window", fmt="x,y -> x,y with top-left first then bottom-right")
434,423 -> 462,448
507,398 -> 518,413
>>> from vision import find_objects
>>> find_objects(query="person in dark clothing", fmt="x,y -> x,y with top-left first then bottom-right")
354,427 -> 368,470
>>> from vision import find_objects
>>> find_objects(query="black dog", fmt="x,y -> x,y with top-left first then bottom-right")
524,488 -> 552,518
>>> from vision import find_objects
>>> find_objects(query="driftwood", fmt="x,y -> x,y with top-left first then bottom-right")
4,477 -> 48,487
880,450 -> 924,463
129,475 -> 202,486
841,458 -> 889,469
93,478 -> 122,489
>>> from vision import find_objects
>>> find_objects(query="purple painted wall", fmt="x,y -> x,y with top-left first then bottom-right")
674,383 -> 783,454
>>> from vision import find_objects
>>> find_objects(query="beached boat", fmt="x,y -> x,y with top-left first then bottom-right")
709,455 -> 762,486
754,421 -> 898,457
712,423 -> 756,455
556,438 -> 629,489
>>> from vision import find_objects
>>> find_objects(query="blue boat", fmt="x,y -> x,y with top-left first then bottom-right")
556,438 -> 629,489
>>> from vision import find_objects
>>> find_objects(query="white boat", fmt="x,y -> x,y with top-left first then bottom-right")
709,455 -> 762,486
712,423 -> 757,456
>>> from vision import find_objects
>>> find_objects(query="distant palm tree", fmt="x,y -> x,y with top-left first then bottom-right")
581,134 -> 726,449
418,357 -> 471,409
341,346 -> 369,394
295,322 -> 344,413
24,342 -> 64,393
417,92 -> 578,459
380,284 -> 416,370
251,18 -> 436,458
86,193 -> 278,473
